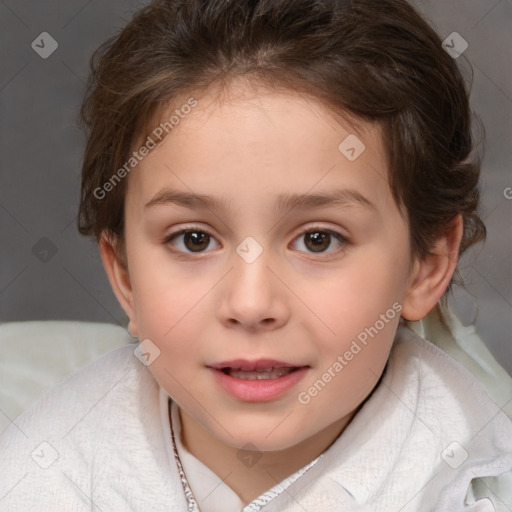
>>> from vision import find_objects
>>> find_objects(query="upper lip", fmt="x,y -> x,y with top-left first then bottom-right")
208,359 -> 306,371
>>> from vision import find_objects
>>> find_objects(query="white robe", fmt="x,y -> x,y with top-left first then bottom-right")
1,324 -> 511,511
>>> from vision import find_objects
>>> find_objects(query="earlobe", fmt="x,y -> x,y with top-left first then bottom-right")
99,233 -> 139,337
401,215 -> 463,321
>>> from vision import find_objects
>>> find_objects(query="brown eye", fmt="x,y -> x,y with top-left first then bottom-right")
304,231 -> 331,252
292,228 -> 347,254
165,229 -> 220,253
183,231 -> 210,252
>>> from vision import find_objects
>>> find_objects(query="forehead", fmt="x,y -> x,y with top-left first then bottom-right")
127,83 -> 393,217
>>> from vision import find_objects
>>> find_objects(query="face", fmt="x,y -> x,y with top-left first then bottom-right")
117,83 -> 417,452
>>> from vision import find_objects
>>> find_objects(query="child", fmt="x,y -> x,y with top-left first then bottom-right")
1,0 -> 511,510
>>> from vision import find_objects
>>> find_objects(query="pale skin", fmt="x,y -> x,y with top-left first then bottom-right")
100,82 -> 462,504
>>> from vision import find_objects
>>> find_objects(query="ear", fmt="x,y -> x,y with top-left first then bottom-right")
401,215 -> 463,321
99,233 -> 139,337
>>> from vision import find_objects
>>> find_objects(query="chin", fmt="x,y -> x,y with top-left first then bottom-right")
216,423 -> 308,452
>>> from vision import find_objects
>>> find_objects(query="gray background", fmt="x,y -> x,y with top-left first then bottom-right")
1,1 -> 511,371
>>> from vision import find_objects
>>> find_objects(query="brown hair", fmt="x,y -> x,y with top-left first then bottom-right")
78,0 -> 485,276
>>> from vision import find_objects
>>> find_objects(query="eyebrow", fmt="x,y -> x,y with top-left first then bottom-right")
144,187 -> 376,213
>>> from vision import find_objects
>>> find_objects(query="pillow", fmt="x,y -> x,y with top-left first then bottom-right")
0,321 -> 132,434
407,303 -> 512,420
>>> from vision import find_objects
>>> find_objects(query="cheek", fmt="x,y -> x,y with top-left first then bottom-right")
298,252 -> 405,336
294,253 -> 404,400
129,264 -> 210,399
299,299 -> 399,417
128,253 -> 210,351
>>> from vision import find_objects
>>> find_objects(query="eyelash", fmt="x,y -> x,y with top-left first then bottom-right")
162,224 -> 349,258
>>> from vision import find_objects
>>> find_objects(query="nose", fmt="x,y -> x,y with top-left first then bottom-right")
217,246 -> 290,332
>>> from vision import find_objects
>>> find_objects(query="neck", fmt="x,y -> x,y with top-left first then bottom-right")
177,407 -> 355,504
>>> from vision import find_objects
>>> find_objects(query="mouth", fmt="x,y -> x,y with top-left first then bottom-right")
209,359 -> 305,380
207,359 -> 309,401
219,366 -> 300,380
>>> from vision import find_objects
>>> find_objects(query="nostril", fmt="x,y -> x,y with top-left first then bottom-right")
226,317 -> 277,329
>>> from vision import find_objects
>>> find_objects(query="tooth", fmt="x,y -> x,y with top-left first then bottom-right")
226,367 -> 296,380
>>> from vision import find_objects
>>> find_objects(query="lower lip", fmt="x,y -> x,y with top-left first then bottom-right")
210,367 -> 309,402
